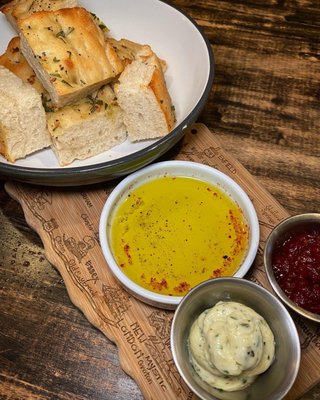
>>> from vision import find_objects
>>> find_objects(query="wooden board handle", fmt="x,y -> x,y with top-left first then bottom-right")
5,123 -> 320,400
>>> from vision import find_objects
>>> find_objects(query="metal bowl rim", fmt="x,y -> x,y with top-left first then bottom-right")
264,213 -> 320,323
170,277 -> 301,400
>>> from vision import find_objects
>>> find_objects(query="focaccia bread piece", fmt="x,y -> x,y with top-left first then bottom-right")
115,46 -> 176,141
0,36 -> 45,95
1,0 -> 78,32
108,38 -> 167,71
47,85 -> 127,166
0,39 -> 126,166
18,7 -> 124,108
0,65 -> 51,162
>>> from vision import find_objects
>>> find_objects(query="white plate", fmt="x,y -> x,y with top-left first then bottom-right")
0,0 -> 214,185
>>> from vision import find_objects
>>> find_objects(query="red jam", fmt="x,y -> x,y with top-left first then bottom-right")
272,224 -> 320,315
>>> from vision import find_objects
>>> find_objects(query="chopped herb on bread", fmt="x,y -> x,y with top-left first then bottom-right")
47,85 -> 127,166
0,4 -> 176,166
1,0 -> 79,32
18,7 -> 124,108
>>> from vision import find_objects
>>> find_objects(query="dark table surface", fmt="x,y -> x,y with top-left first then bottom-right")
1,0 -> 320,399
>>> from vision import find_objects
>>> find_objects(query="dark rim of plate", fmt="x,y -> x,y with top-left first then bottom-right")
0,0 -> 215,183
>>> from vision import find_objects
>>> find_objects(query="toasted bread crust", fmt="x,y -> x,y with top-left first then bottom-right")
0,123 -> 13,162
109,38 -> 167,71
115,47 -> 176,141
0,36 -> 44,94
1,0 -> 78,31
145,52 -> 175,131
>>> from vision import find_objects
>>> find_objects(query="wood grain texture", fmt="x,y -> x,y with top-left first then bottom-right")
0,199 -> 143,399
3,124 -> 320,400
1,0 -> 320,399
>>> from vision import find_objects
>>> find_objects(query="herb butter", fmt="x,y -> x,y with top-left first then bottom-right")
188,301 -> 275,391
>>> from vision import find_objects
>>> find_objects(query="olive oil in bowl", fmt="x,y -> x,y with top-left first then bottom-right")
110,176 -> 249,296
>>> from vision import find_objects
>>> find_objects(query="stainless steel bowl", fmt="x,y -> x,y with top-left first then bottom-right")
264,213 -> 320,323
170,277 -> 301,400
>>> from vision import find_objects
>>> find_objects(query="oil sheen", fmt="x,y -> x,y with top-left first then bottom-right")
110,176 -> 249,296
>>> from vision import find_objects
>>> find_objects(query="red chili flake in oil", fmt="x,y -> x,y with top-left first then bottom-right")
212,268 -> 223,278
149,277 -> 168,291
272,225 -> 320,315
123,244 -> 132,265
174,281 -> 191,293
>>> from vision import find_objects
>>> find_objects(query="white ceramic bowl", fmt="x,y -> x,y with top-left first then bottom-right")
0,0 -> 214,185
99,161 -> 260,309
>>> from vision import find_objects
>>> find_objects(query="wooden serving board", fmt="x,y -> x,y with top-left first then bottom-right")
5,123 -> 320,400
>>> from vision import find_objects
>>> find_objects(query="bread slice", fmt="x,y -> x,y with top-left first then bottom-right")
0,65 -> 51,162
0,38 -> 127,166
47,85 -> 127,166
108,38 -> 167,72
114,47 -> 176,141
1,0 -> 78,32
18,7 -> 124,108
0,36 -> 45,95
